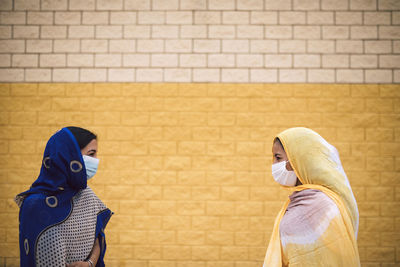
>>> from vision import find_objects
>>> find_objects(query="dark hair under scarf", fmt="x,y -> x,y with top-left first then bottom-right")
67,126 -> 97,149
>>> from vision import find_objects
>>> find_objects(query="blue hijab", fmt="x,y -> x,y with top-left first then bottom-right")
16,127 -> 111,267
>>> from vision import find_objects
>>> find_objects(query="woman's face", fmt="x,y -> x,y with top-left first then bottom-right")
81,139 -> 98,158
272,140 -> 293,171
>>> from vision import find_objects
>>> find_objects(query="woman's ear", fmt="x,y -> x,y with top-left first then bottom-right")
285,161 -> 294,171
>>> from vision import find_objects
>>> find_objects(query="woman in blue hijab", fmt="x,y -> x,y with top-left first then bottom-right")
15,127 -> 113,267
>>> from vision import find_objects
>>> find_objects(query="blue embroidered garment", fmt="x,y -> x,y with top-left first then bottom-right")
16,128 -> 112,267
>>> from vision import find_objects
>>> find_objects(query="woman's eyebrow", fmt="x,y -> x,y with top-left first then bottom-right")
274,153 -> 281,157
88,149 -> 97,153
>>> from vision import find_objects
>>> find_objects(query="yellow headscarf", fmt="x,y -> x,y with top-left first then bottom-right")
264,127 -> 360,266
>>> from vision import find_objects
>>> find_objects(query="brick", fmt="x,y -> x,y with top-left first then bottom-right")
124,25 -> 150,38
95,54 -> 122,67
266,26 -> 292,39
279,40 -> 305,53
67,54 -> 94,67
26,40 -> 52,53
394,70 -> 400,83
265,54 -> 291,68
265,0 -> 291,10
180,25 -> 206,38
41,0 -> 67,10
307,11 -> 334,24
322,0 -> 348,10
82,11 -> 108,24
69,0 -> 95,10
14,26 -> 39,38
193,69 -> 220,82
96,25 -> 123,39
137,40 -> 164,52
364,12 -> 391,25
40,54 -> 66,67
279,69 -> 306,82
322,55 -> 350,68
0,40 -> 25,53
68,26 -> 94,38
237,54 -> 263,67
0,26 -> 11,38
152,25 -> 179,38
208,54 -> 234,67
81,40 -> 108,53
250,11 -> 277,24
223,12 -> 249,24
194,11 -> 221,24
394,12 -> 400,24
1,12 -> 26,24
350,0 -> 377,10
52,68 -> 79,82
237,0 -> 263,10
136,68 -> 163,82
337,69 -> 363,83
12,54 -> 38,67
123,54 -> 150,67
250,40 -> 278,53
223,40 -> 249,53
308,69 -> 335,83
294,26 -> 321,39
55,12 -> 81,25
222,69 -> 249,82
294,54 -> 320,67
365,40 -> 392,54
110,40 -> 136,53
323,26 -> 349,39
138,11 -> 165,24
194,40 -> 220,53
293,0 -> 320,10
14,0 -> 40,10
336,40 -> 363,53
351,26 -> 378,39
379,26 -> 400,39
336,12 -> 362,25
351,55 -> 377,68
152,0 -> 178,10
209,25 -> 235,38
180,54 -> 206,67
150,54 -> 177,67
0,69 -> 24,82
54,40 -> 80,52
181,0 -> 207,10
365,69 -> 392,83
0,55 -> 10,67
0,0 -> 12,10
308,40 -> 335,53
42,26 -> 67,38
97,0 -> 122,10
279,11 -> 306,24
108,69 -> 135,82
125,0 -> 150,10
164,69 -> 191,82
209,0 -> 235,10
27,11 -> 53,24
166,12 -> 192,24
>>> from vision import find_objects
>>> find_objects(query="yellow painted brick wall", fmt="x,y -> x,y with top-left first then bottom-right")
0,83 -> 399,266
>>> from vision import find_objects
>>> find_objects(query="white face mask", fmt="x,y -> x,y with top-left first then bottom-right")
271,160 -> 297,186
82,155 -> 99,180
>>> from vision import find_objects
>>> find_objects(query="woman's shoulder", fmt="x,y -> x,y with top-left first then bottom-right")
280,189 -> 340,239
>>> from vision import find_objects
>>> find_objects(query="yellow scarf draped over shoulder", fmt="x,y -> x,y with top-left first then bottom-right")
263,127 -> 360,267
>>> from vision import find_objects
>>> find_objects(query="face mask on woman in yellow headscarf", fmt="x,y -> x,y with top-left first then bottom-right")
263,127 -> 360,267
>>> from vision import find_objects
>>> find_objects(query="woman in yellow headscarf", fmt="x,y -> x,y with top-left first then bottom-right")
264,127 -> 360,267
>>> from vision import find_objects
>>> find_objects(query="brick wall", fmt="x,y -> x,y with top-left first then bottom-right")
0,83 -> 399,266
0,0 -> 399,83
0,0 -> 400,266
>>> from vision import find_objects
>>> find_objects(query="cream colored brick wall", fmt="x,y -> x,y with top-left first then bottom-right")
0,83 -> 399,266
0,0 -> 399,82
